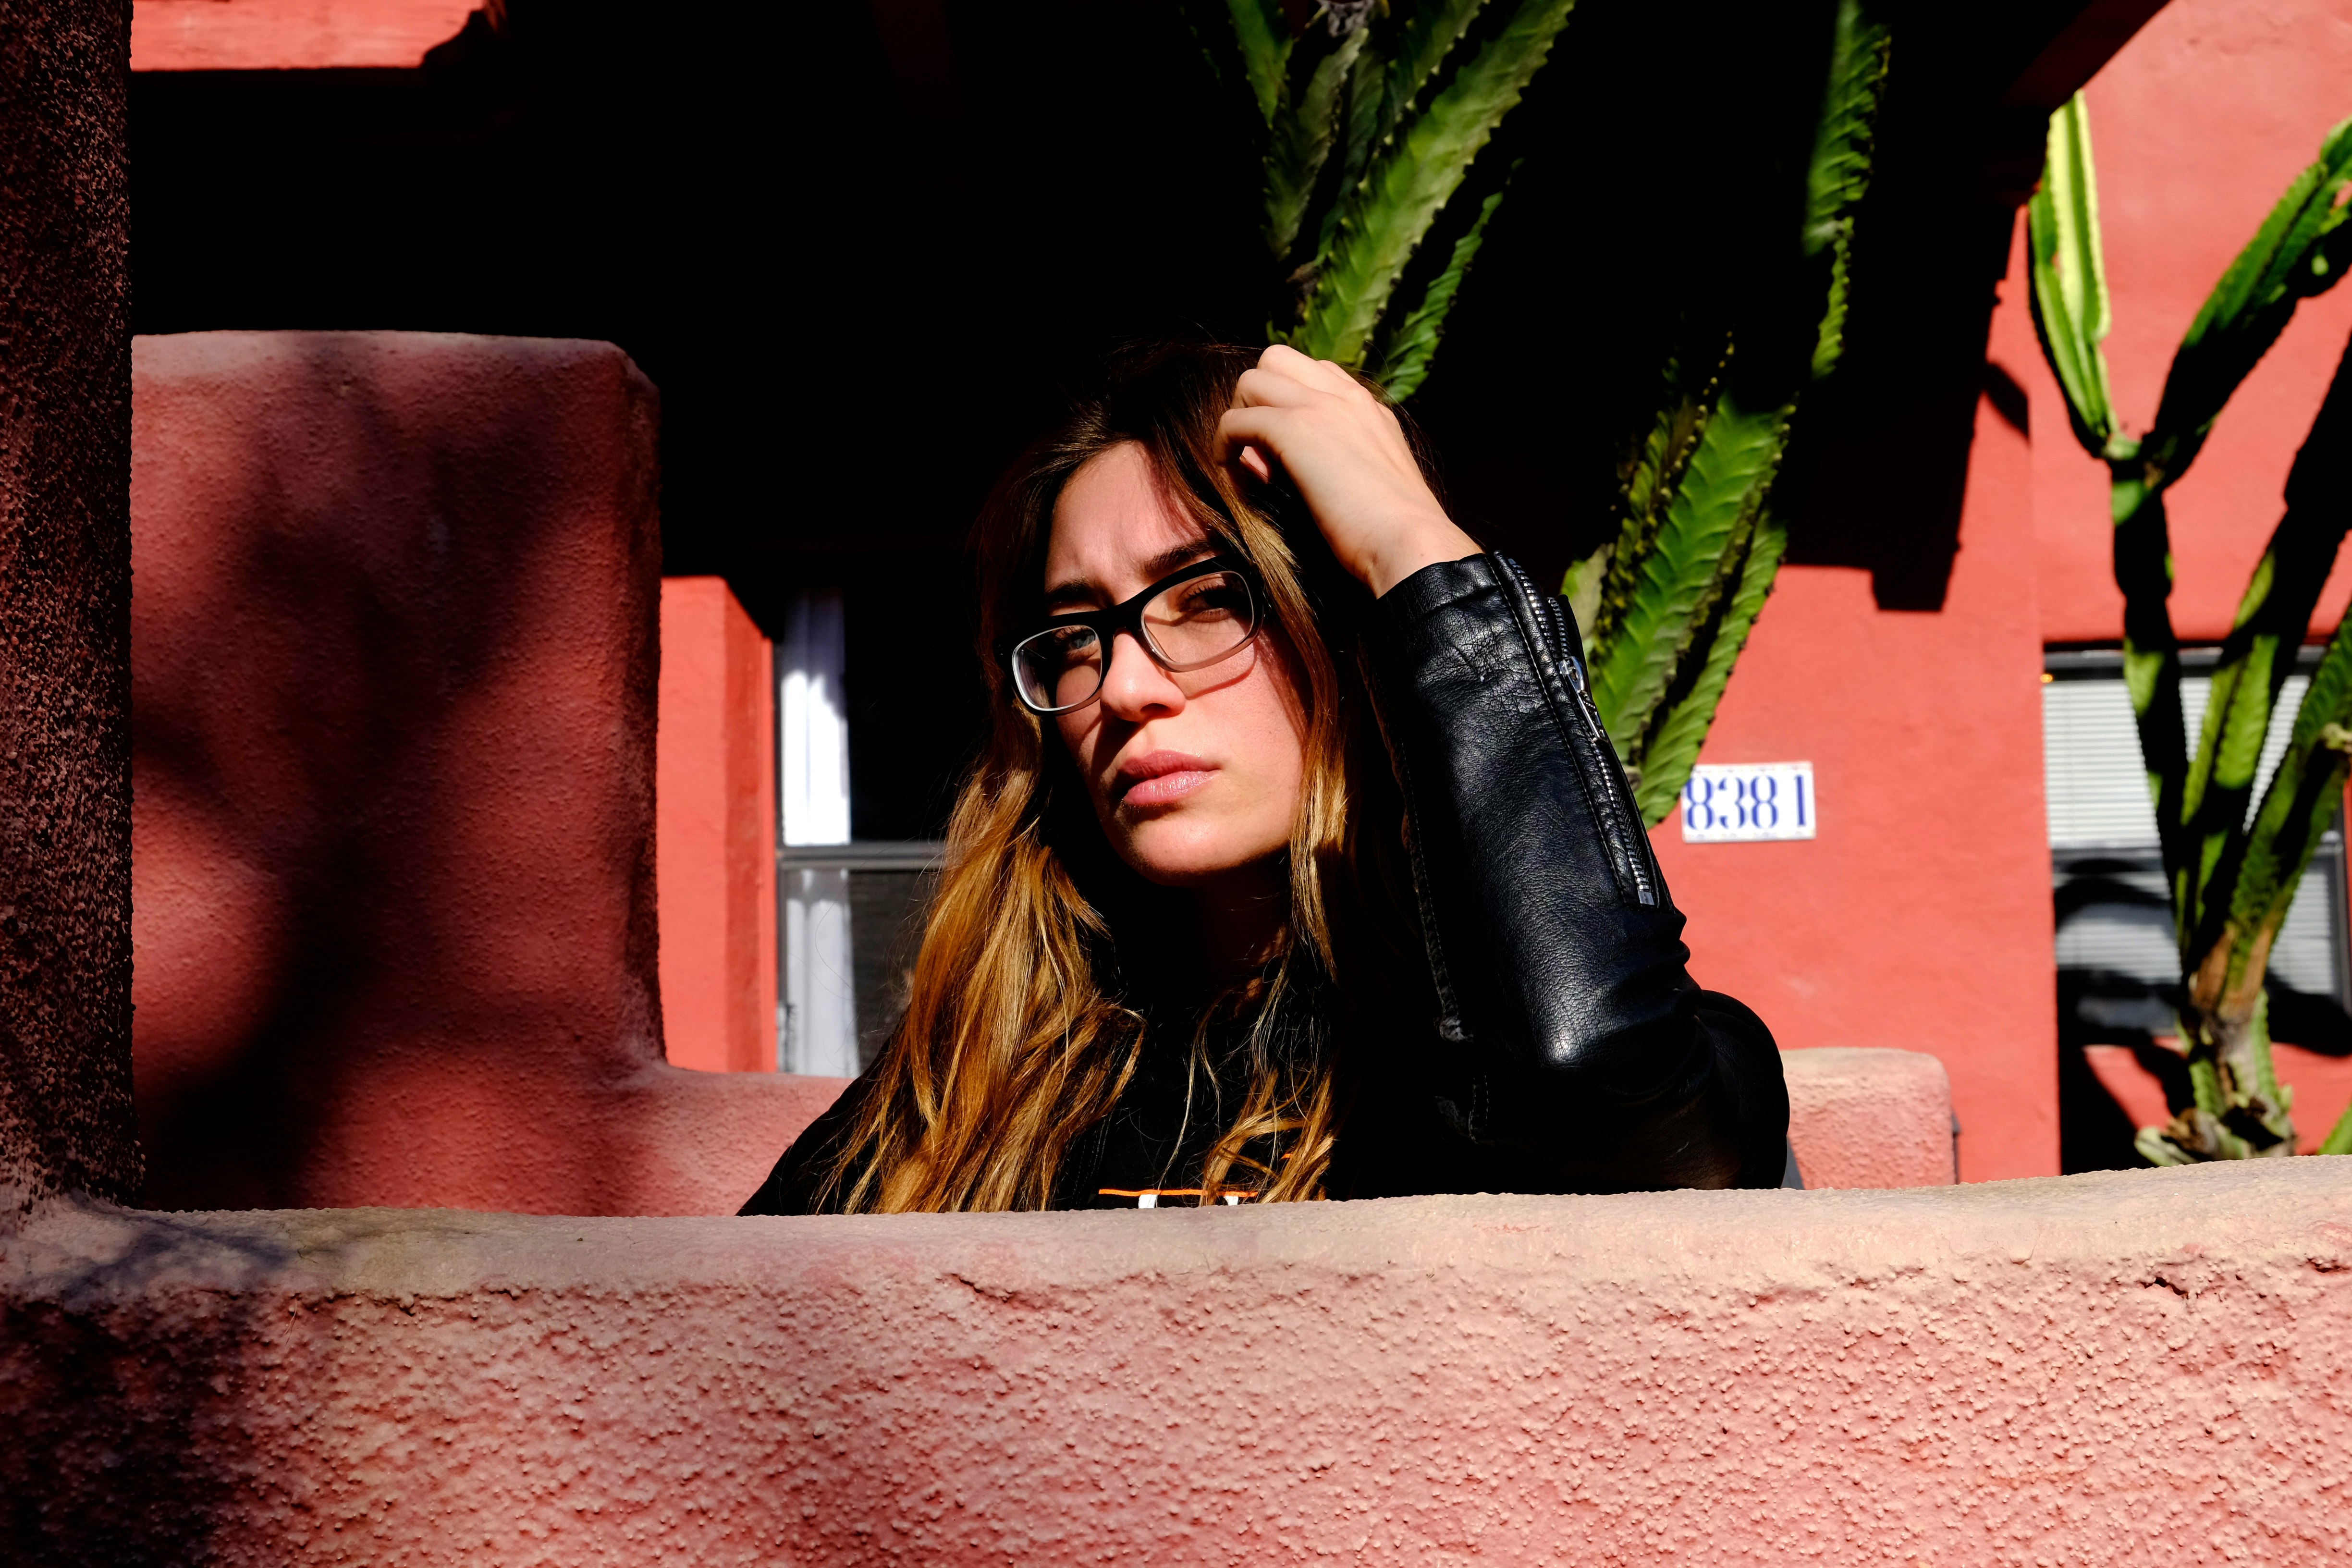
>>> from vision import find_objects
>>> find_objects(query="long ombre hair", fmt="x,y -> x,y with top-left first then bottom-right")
817,341 -> 1424,1212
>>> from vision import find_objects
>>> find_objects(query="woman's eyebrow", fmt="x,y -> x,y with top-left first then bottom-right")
1139,540 -> 1220,580
1041,542 -> 1219,612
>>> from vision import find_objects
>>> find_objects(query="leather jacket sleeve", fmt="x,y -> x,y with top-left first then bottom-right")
1365,552 -> 1788,1190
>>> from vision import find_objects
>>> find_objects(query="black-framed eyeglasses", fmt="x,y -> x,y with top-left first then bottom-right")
1000,555 -> 1262,716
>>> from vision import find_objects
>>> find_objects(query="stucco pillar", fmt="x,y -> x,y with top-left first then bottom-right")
0,0 -> 137,1209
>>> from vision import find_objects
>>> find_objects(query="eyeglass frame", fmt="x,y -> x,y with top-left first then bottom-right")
997,554 -> 1263,716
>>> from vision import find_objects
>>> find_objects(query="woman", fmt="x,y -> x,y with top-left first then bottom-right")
742,341 -> 1787,1214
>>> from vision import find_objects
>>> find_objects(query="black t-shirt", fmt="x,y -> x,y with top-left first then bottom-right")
737,987 -> 1787,1214
1055,1021 -> 1275,1209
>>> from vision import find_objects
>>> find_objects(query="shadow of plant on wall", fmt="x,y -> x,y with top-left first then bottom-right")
0,1200 -> 289,1563
131,333 -> 652,1212
127,331 -> 849,1219
2030,94 -> 2352,1162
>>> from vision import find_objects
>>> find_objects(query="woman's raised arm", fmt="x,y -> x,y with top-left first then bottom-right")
1364,551 -> 1789,1191
1215,344 -> 1482,598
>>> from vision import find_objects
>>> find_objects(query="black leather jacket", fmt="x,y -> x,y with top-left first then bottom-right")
741,554 -> 1788,1213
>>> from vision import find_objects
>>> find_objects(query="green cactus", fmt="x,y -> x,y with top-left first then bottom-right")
2028,94 -> 2352,1162
1187,0 -> 1570,396
1190,0 -> 1891,823
1566,0 -> 1890,824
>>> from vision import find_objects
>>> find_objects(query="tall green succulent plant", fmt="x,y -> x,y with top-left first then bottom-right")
2028,94 -> 2352,1163
1188,0 -> 1572,400
1565,0 -> 1890,824
1192,0 -> 1891,824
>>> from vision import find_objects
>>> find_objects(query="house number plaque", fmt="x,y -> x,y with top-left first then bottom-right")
1678,762 -> 1816,843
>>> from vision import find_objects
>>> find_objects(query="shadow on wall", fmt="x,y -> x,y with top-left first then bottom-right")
0,1207 -> 281,1561
129,332 -> 837,1215
2058,981 -> 2352,1172
2056,861 -> 2352,1171
1411,0 -> 2070,612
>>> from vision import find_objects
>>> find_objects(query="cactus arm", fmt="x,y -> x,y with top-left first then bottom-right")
1583,0 -> 1885,772
1810,198 -> 1859,387
2022,97 -> 2192,895
2027,95 -> 2119,457
1799,0 -> 1887,387
1587,394 -> 1790,750
1320,28 -> 1393,259
2141,114 -> 2352,485
1561,541 -> 1608,635
2178,605 -> 2282,937
1803,0 -> 1887,260
1589,357 -> 1717,660
1627,511 -> 1789,826
2108,475 -> 2193,902
1263,24 -> 1372,262
2322,1092 -> 2352,1156
1366,181 -> 1507,402
2230,621 -> 2352,1010
2149,123 -> 2352,945
2191,335 -> 2352,1084
2141,334 -> 2352,1167
2032,102 -> 2351,952
1375,0 -> 1488,146
2177,346 -> 2352,949
1289,0 -> 1575,366
1315,1 -> 1492,268
2151,621 -> 2352,1163
1224,0 -> 1293,126
1189,0 -> 1556,416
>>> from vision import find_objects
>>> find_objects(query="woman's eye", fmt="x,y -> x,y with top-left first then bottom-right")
1170,585 -> 1242,618
1029,627 -> 1090,667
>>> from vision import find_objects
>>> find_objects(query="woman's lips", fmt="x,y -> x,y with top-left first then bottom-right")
1115,750 -> 1217,809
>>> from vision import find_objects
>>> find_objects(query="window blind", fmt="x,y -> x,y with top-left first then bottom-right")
2044,664 -> 2346,1007
2042,673 -> 2310,848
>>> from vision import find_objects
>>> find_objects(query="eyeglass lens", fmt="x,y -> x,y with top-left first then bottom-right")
1012,570 -> 1257,713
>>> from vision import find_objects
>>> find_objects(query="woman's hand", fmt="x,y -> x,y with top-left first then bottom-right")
1217,344 -> 1482,598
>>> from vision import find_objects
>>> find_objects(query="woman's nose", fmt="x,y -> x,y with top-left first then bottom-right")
1097,630 -> 1184,720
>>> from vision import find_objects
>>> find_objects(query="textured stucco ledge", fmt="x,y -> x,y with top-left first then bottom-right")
6,1163 -> 2352,1565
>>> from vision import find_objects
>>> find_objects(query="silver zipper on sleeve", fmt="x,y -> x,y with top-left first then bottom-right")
1493,555 -> 1658,908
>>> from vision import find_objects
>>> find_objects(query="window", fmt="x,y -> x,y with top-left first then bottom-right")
778,588 -> 860,1075
776,588 -> 947,1074
2043,649 -> 2351,1039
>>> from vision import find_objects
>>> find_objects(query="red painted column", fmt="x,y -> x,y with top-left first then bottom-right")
0,0 -> 138,1208
656,577 -> 778,1073
129,331 -> 837,1213
1654,220 -> 2059,1182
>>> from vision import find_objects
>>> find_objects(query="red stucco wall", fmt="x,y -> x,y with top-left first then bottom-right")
5,1158 -> 2342,1564
129,331 -> 826,1215
0,0 -> 138,1207
1655,228 -> 2059,1183
656,577 -> 778,1075
1782,1047 -> 1957,1188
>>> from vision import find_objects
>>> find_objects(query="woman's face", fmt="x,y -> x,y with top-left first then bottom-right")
1042,441 -> 1308,891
